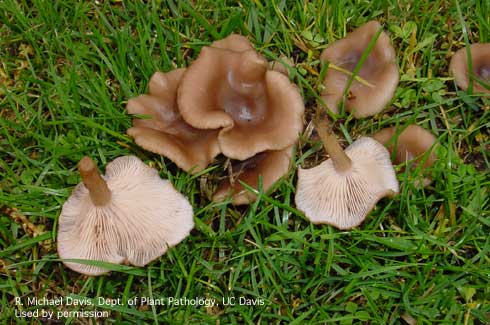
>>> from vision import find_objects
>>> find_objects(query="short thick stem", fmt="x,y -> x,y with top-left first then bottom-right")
78,156 -> 111,206
315,119 -> 352,172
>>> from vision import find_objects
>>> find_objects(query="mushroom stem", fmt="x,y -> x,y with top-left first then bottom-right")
315,118 -> 352,172
78,156 -> 111,206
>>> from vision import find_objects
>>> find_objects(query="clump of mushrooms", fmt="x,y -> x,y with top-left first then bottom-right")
320,20 -> 399,118
127,69 -> 220,174
57,156 -> 194,276
372,124 -> 437,186
295,118 -> 399,229
127,33 -> 304,205
449,43 -> 490,93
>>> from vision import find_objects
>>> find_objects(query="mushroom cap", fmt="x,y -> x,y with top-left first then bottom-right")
127,69 -> 220,173
295,137 -> 399,229
320,20 -> 399,118
211,33 -> 254,52
178,35 -> 304,160
449,43 -> 490,93
57,156 -> 194,276
268,55 -> 294,77
212,145 -> 293,205
371,124 -> 437,168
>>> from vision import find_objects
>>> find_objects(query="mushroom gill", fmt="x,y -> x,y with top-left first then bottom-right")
57,156 -> 194,276
295,118 -> 399,229
127,69 -> 220,174
320,20 -> 399,118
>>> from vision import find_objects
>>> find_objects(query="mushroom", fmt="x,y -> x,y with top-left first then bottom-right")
178,34 -> 305,161
211,33 -> 254,52
268,55 -> 294,77
320,20 -> 399,118
212,146 -> 293,205
449,43 -> 490,93
372,124 -> 437,186
372,124 -> 437,168
127,69 -> 220,174
57,156 -> 194,276
295,119 -> 399,229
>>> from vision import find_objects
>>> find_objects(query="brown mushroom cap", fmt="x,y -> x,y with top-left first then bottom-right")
212,145 -> 293,205
268,55 -> 294,77
178,35 -> 304,160
372,124 -> 437,171
127,69 -> 220,173
57,156 -> 194,276
295,120 -> 399,229
211,33 -> 254,52
320,20 -> 399,118
449,43 -> 490,93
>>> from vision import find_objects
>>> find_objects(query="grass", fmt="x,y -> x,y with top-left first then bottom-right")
1,0 -> 489,323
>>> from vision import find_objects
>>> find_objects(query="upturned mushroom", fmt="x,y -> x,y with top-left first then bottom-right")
449,43 -> 490,93
57,156 -> 194,276
320,20 -> 399,118
178,34 -> 305,161
127,69 -> 220,173
295,119 -> 399,229
212,146 -> 293,205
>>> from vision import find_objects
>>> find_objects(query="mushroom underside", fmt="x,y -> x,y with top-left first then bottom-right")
58,156 -> 194,275
295,137 -> 399,229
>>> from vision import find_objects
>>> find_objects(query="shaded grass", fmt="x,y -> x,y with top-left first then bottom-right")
1,0 -> 489,323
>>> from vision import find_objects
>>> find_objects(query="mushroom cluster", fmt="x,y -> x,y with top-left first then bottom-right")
294,21 -> 443,229
128,34 -> 304,205
56,17 -> 490,277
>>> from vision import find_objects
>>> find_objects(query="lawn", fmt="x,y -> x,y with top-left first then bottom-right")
1,0 -> 489,323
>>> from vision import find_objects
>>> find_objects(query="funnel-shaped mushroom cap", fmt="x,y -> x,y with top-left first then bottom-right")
372,124 -> 437,168
320,21 -> 399,118
213,146 -> 293,205
178,35 -> 304,160
127,69 -> 220,173
57,156 -> 194,276
295,137 -> 399,229
449,43 -> 490,93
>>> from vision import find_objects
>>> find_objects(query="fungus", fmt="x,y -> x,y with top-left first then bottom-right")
449,43 -> 490,93
211,33 -> 254,52
372,124 -> 437,168
269,55 -> 294,77
127,69 -> 220,173
372,124 -> 437,186
57,156 -> 194,276
212,146 -> 293,205
295,119 -> 399,229
320,20 -> 399,118
178,34 -> 305,160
